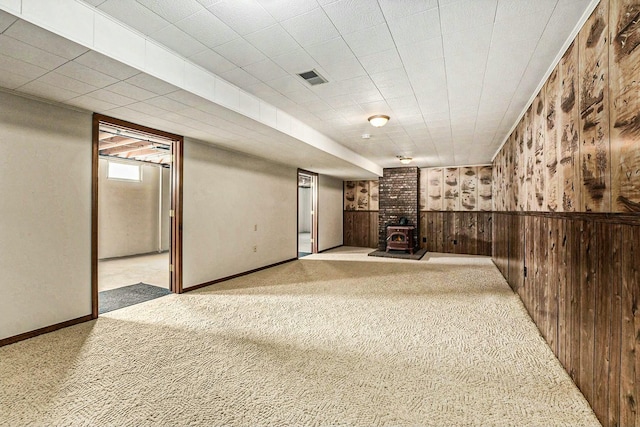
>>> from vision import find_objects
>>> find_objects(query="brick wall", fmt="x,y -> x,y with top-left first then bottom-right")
378,167 -> 420,250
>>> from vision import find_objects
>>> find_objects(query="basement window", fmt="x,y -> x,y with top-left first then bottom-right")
107,161 -> 141,182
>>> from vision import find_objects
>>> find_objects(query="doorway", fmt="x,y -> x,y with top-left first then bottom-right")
298,170 -> 318,258
91,114 -> 183,317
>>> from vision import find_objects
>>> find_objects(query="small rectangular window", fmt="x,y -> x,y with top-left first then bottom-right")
107,161 -> 141,181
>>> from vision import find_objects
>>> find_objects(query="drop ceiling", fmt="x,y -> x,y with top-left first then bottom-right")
0,0 -> 597,178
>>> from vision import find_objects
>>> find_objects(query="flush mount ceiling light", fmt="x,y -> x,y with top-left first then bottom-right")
368,114 -> 390,127
397,155 -> 413,165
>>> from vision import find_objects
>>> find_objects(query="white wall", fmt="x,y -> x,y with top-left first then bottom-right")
182,139 -> 297,288
298,186 -> 311,233
98,159 -> 169,258
0,91 -> 92,340
161,167 -> 170,252
318,175 -> 343,251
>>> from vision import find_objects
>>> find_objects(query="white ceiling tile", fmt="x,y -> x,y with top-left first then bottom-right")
36,71 -> 99,95
285,87 -> 320,103
306,37 -> 353,64
136,0 -> 204,23
491,11 -> 550,46
189,49 -> 236,74
280,8 -> 339,48
440,0 -> 498,35
66,94 -> 120,112
244,81 -> 282,99
107,81 -> 157,101
165,90 -> 211,108
0,35 -> 66,71
378,0 -> 437,19
378,80 -> 414,99
0,10 -> 17,32
18,80 -> 82,102
98,0 -> 170,35
244,24 -> 300,57
300,98 -> 331,113
271,48 -> 319,74
322,0 -> 385,34
56,62 -> 118,88
358,48 -> 403,75
495,0 -> 557,23
266,74 -> 307,93
214,38 -> 267,67
144,94 -> 190,112
74,51 -> 140,80
219,67 -> 261,87
443,24 -> 492,58
0,68 -> 33,89
207,0 -> 276,35
150,25 -> 208,58
174,10 -> 239,48
343,23 -> 395,57
0,53 -> 47,80
387,8 -> 440,46
126,73 -> 179,95
83,88 -> 137,107
256,0 -> 320,22
243,59 -> 289,82
321,57 -> 366,80
3,19 -> 89,60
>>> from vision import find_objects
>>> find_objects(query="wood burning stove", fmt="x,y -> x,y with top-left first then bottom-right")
386,225 -> 416,254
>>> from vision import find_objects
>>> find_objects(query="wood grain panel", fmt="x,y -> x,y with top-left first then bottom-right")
579,219 -> 596,404
369,211 -> 378,249
580,0 -> 611,212
608,223 -> 622,427
427,168 -> 443,211
524,105 -> 535,211
356,181 -> 370,211
533,90 -> 547,211
556,218 -> 570,371
460,167 -> 478,211
620,223 -> 638,426
558,42 -> 582,212
610,0 -> 640,213
478,166 -> 492,211
444,168 -> 460,211
419,169 -> 428,211
593,220 -> 612,423
517,121 -> 527,211
546,66 -> 561,211
343,210 -> 355,244
569,218 -> 582,385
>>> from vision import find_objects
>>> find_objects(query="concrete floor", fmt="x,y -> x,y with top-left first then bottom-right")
298,232 -> 311,256
98,252 -> 169,292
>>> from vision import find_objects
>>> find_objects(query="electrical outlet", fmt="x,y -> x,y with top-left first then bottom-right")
253,245 -> 257,252
422,237 -> 427,243
453,239 -> 457,245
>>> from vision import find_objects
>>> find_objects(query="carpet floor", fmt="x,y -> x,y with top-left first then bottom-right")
98,283 -> 172,314
0,248 -> 600,426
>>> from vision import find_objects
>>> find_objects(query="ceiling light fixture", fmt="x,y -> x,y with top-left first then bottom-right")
397,156 -> 413,165
368,114 -> 390,127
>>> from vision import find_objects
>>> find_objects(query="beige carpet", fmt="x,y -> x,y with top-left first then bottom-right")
0,248 -> 600,426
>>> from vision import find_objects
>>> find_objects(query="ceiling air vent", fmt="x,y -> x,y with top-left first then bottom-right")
297,69 -> 328,86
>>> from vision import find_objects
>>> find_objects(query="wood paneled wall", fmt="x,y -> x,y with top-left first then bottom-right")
343,180 -> 379,248
493,212 -> 639,427
492,2 -> 640,425
420,211 -> 492,256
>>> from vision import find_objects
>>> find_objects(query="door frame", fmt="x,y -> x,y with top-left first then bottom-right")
91,114 -> 184,318
297,169 -> 318,256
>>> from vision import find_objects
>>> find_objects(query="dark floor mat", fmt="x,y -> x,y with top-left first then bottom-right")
99,283 -> 171,314
368,248 -> 428,260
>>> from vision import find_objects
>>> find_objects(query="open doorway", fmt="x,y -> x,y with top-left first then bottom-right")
297,169 -> 318,258
91,114 -> 183,317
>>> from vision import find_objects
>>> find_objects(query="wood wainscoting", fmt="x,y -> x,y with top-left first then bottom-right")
420,211 -> 492,256
343,210 -> 378,248
493,211 -> 640,427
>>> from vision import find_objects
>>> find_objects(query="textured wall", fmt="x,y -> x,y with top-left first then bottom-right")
421,166 -> 492,212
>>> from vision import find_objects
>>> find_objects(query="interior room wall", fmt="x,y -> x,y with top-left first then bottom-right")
298,186 -> 311,233
182,139 -> 297,289
0,91 -> 92,341
491,1 -> 640,425
318,174 -> 343,251
98,159 -> 166,259
343,179 -> 378,248
161,166 -> 170,252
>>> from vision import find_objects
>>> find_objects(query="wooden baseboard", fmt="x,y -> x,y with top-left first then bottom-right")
182,258 -> 298,293
0,314 -> 93,347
